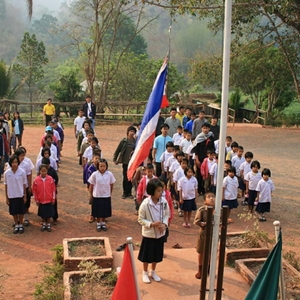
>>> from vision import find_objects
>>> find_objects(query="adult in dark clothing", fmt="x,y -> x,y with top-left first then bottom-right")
210,115 -> 220,141
82,95 -> 96,129
155,113 -> 165,137
192,122 -> 215,195
113,126 -> 136,199
42,157 -> 59,223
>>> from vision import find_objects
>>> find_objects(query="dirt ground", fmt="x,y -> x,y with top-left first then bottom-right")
0,124 -> 299,299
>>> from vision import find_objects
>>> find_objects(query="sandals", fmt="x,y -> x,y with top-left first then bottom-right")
172,243 -> 183,249
116,244 -> 126,252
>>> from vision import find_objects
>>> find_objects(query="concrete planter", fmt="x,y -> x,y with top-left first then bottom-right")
63,268 -> 112,300
225,232 -> 269,264
235,258 -> 300,298
63,237 -> 113,271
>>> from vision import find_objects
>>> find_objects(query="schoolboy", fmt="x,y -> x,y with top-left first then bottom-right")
179,131 -> 192,155
172,125 -> 183,146
74,109 -> 86,138
226,141 -> 239,161
160,141 -> 174,176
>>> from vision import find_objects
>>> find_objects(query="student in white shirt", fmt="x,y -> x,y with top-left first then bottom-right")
74,109 -> 86,138
82,137 -> 101,167
88,159 -> 116,232
255,168 -> 275,222
222,166 -> 239,223
4,155 -> 27,234
36,148 -> 58,173
159,141 -> 174,176
179,131 -> 192,154
165,146 -> 179,177
178,166 -> 198,227
172,125 -> 183,146
209,154 -> 218,194
239,151 -> 254,205
244,160 -> 262,214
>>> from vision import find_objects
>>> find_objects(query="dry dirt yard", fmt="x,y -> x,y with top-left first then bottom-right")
0,123 -> 299,299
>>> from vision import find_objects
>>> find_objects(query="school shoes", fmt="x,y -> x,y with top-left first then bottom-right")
41,225 -> 46,232
142,271 -> 151,284
121,194 -> 127,199
13,226 -> 19,234
96,224 -> 102,232
24,220 -> 30,227
19,226 -> 24,234
150,270 -> 161,282
46,225 -> 52,232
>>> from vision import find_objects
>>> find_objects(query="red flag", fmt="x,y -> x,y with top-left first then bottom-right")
111,245 -> 139,300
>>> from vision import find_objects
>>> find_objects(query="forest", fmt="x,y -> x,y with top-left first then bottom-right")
0,0 -> 300,124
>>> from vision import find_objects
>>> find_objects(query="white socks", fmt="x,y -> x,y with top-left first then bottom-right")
142,270 -> 161,283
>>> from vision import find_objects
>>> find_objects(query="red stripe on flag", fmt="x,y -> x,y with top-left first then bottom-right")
161,94 -> 169,108
111,245 -> 138,300
127,132 -> 155,180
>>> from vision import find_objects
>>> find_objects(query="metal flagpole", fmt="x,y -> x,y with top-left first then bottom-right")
127,237 -> 141,300
273,221 -> 285,300
208,0 -> 233,298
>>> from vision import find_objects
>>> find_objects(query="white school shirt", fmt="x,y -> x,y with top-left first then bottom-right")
36,157 -> 57,172
179,138 -> 192,153
37,146 -> 58,162
173,167 -> 185,183
232,156 -> 245,177
209,162 -> 218,185
17,160 -> 32,188
172,133 -> 183,146
24,157 -> 35,171
239,161 -> 251,178
88,170 -> 116,198
4,168 -> 27,198
223,175 -> 238,200
165,155 -> 177,170
178,176 -> 198,200
256,178 -> 275,203
160,151 -> 173,171
185,143 -> 194,156
83,146 -> 101,161
169,160 -> 180,174
207,158 -> 216,174
244,171 -> 262,191
74,116 -> 86,132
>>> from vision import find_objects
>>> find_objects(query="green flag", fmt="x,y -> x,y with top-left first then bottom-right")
245,231 -> 282,300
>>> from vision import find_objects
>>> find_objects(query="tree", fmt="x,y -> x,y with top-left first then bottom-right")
62,0 -> 156,110
0,61 -> 10,99
50,66 -> 82,117
13,32 -> 48,116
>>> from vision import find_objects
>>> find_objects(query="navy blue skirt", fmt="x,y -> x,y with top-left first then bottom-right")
38,203 -> 54,219
222,199 -> 238,209
9,198 -> 25,215
92,197 -> 112,218
256,202 -> 270,213
138,236 -> 165,263
180,198 -> 197,212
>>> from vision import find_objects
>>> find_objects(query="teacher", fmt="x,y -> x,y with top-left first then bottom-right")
82,95 -> 96,129
43,98 -> 55,126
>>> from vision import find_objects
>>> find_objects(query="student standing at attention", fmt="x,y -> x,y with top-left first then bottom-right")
73,109 -> 86,139
165,108 -> 181,138
138,179 -> 170,283
152,124 -> 172,177
43,98 -> 55,126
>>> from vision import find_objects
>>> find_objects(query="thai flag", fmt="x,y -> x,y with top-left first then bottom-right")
127,59 -> 168,180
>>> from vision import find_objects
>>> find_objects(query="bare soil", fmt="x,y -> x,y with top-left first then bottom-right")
69,240 -> 105,257
0,124 -> 300,299
70,273 -> 114,300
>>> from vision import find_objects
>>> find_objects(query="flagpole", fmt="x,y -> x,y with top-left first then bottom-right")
273,221 -> 285,300
126,237 -> 141,300
208,0 -> 232,298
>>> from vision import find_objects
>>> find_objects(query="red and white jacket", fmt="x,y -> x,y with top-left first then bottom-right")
32,175 -> 56,204
137,175 -> 157,202
200,158 -> 216,179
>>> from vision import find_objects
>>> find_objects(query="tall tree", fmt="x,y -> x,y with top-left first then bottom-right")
13,32 -> 48,116
0,61 -> 10,99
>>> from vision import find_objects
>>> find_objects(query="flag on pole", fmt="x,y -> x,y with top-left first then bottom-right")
111,245 -> 139,300
245,231 -> 282,300
127,59 -> 168,180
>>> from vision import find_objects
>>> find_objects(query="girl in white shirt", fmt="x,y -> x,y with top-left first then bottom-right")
222,166 -> 239,223
244,160 -> 262,214
178,166 -> 198,227
255,168 -> 275,222
88,159 -> 116,232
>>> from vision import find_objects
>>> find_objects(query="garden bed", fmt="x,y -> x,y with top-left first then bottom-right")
63,268 -> 115,300
63,237 -> 113,271
225,232 -> 269,264
235,258 -> 300,299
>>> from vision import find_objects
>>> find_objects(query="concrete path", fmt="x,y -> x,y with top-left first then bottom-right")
113,248 -> 249,300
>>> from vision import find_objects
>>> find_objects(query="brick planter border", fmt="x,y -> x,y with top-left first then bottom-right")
63,237 -> 113,271
226,231 -> 269,264
63,268 -> 112,300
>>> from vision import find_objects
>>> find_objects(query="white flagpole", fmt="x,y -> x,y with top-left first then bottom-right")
208,0 -> 232,298
127,237 -> 141,300
273,221 -> 285,300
